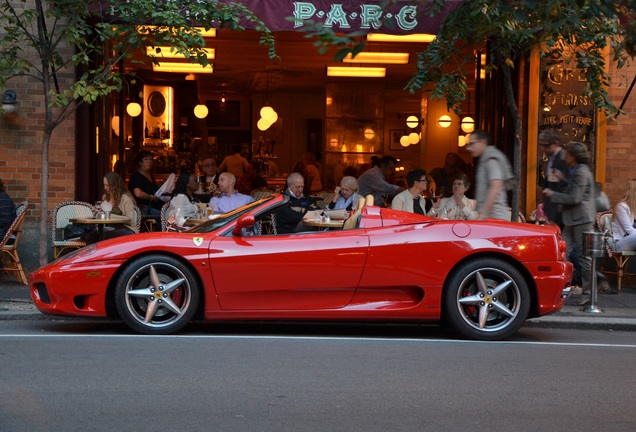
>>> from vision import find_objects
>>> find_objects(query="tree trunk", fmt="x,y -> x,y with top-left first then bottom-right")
39,128 -> 51,267
501,62 -> 522,222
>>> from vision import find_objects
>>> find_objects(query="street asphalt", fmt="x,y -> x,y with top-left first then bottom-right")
2,277 -> 636,331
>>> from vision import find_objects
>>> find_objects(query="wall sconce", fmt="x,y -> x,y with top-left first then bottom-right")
460,116 -> 475,133
126,102 -> 142,117
406,115 -> 422,128
194,103 -> 208,119
111,116 -> 120,136
438,115 -> 452,128
400,135 -> 410,147
2,90 -> 17,114
364,128 -> 375,140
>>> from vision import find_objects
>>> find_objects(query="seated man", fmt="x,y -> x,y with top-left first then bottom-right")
275,172 -> 319,234
208,172 -> 254,213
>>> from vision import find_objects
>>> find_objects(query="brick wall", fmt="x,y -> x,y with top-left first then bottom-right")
1,71 -> 76,270
605,60 -> 636,205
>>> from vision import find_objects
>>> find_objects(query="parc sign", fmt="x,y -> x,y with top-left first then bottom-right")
238,0 -> 461,34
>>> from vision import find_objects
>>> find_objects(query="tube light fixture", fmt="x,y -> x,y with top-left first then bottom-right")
138,26 -> 216,38
342,52 -> 409,64
152,62 -> 213,73
146,46 -> 215,59
326,66 -> 386,78
367,33 -> 436,43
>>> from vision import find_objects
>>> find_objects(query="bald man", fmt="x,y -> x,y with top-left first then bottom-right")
208,172 -> 254,213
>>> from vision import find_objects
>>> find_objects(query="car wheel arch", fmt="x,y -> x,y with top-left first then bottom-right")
105,250 -> 206,321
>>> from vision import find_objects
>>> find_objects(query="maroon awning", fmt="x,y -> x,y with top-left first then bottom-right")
90,0 -> 461,35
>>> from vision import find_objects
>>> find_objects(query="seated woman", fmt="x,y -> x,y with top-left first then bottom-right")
326,175 -> 364,213
168,172 -> 200,224
611,179 -> 636,251
427,174 -> 478,220
86,172 -> 138,244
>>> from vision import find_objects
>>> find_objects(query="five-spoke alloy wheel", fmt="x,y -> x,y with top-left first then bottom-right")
115,255 -> 200,334
443,258 -> 530,340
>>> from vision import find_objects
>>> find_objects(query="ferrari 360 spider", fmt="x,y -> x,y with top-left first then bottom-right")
30,195 -> 572,340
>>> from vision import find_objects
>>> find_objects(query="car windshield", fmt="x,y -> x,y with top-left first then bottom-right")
185,196 -> 274,233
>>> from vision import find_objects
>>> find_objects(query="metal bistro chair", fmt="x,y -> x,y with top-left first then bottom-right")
1,201 -> 29,285
596,209 -> 636,291
51,201 -> 97,259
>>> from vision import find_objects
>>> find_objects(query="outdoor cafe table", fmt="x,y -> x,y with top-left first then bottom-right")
69,216 -> 131,241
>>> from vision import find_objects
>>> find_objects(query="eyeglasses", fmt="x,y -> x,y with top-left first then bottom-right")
466,139 -> 484,147
203,163 -> 215,167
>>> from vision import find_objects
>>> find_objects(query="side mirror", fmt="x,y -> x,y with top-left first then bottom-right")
232,214 -> 255,236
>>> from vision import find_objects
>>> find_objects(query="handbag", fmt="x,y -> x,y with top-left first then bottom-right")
63,223 -> 97,240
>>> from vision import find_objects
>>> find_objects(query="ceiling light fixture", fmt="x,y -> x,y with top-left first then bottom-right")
126,102 -> 142,117
342,52 -> 409,64
194,102 -> 208,119
146,46 -> 215,59
152,62 -> 213,73
367,33 -> 436,43
326,66 -> 386,78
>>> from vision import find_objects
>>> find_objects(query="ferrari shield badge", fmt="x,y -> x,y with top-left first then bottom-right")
193,237 -> 203,247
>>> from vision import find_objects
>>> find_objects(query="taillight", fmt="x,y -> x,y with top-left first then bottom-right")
558,238 -> 567,261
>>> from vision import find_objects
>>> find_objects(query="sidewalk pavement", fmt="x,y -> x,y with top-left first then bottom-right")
2,278 -> 636,331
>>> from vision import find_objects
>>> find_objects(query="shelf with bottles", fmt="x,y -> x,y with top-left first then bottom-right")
144,121 -> 172,144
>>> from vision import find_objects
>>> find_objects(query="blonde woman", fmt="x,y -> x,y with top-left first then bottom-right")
611,179 -> 636,251
92,171 -> 139,242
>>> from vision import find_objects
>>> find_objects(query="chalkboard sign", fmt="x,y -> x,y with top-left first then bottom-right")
539,48 -> 595,144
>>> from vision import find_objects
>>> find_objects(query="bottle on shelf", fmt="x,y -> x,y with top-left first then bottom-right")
144,122 -> 149,138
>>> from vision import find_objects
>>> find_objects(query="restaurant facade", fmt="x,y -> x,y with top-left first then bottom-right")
1,0 -> 636,271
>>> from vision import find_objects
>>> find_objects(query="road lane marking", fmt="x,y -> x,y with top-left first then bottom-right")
1,334 -> 636,348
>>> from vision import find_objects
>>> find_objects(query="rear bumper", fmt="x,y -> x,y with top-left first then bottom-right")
526,261 -> 573,316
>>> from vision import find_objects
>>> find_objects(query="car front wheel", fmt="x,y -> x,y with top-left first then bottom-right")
115,255 -> 200,335
443,258 -> 530,340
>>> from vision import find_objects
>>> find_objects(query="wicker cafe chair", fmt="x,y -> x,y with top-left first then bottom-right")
160,201 -> 171,231
251,189 -> 274,201
596,209 -> 636,291
0,201 -> 29,285
131,205 -> 142,233
315,192 -> 334,209
51,201 -> 97,259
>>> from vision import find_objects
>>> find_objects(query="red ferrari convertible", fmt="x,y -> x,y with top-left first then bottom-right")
30,195 -> 571,340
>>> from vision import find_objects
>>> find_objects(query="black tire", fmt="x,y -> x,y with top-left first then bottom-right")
443,258 -> 530,340
115,254 -> 200,335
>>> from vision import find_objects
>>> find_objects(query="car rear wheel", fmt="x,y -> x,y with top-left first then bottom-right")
443,258 -> 530,340
115,255 -> 200,335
